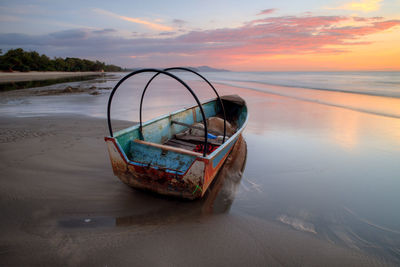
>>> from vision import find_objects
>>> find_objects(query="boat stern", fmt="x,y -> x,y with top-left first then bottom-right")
105,137 -> 206,199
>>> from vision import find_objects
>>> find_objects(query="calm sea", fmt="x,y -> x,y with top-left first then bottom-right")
2,71 -> 399,119
203,71 -> 400,119
207,71 -> 400,97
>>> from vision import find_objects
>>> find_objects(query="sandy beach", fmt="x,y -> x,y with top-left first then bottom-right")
0,71 -> 104,83
1,72 -> 399,266
0,114 -> 387,266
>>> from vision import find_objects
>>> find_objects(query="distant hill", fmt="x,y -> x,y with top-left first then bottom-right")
195,66 -> 230,72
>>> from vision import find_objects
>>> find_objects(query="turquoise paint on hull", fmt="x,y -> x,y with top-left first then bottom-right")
106,96 -> 248,199
115,127 -> 140,158
113,99 -> 222,159
111,97 -> 248,164
195,101 -> 219,123
212,135 -> 237,168
130,141 -> 196,174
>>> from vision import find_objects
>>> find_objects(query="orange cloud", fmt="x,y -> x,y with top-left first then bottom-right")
179,16 -> 400,57
173,15 -> 400,70
3,11 -> 399,70
93,8 -> 173,31
327,0 -> 382,12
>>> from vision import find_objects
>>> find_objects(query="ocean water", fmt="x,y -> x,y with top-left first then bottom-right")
207,71 -> 400,97
206,71 -> 400,119
100,71 -> 400,121
2,71 -> 399,120
1,71 -> 400,264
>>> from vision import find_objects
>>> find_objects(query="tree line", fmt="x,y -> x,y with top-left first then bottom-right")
0,48 -> 123,72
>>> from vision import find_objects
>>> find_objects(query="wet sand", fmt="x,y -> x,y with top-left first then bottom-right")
0,114 -> 389,266
0,71 -> 103,83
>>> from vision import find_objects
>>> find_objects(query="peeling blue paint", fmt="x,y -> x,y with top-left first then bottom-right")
130,141 -> 196,174
212,136 -> 237,168
111,97 -> 248,163
195,101 -> 219,123
105,96 -> 248,199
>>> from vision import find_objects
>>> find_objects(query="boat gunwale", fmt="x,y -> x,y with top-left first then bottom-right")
107,97 -> 248,160
105,137 -> 197,175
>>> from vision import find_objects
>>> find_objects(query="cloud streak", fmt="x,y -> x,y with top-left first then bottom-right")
93,8 -> 173,31
176,15 -> 399,56
257,9 -> 277,16
0,13 -> 398,68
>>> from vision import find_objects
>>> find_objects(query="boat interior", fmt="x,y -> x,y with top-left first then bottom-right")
114,95 -> 247,161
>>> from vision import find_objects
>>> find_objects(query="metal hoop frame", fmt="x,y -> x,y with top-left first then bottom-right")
107,68 -> 223,157
139,67 -> 227,143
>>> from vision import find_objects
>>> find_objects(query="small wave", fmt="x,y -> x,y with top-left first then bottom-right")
375,80 -> 400,85
240,178 -> 263,193
343,207 -> 400,235
277,214 -> 317,234
215,81 -> 400,119
217,79 -> 400,99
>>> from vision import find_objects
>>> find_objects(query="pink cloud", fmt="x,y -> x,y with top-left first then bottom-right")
177,15 -> 400,57
2,13 -> 399,68
321,20 -> 400,37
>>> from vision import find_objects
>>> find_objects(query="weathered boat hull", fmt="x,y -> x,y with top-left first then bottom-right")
105,96 -> 247,200
105,133 -> 241,199
105,68 -> 247,200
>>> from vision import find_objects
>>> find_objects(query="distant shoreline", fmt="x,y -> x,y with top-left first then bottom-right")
0,71 -> 105,83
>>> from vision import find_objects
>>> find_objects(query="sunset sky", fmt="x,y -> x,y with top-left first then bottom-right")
0,0 -> 399,71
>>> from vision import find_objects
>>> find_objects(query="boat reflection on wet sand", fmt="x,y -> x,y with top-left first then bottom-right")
115,135 -> 247,227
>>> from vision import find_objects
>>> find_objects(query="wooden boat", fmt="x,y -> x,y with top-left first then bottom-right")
115,136 -> 247,226
105,68 -> 248,199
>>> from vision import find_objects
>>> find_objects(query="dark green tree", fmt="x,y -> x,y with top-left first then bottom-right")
0,48 -> 123,72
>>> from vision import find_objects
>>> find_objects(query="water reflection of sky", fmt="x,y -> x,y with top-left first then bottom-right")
2,73 -> 400,263
234,87 -> 400,263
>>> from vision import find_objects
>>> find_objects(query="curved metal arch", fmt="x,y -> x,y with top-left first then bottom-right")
107,68 -> 209,157
139,67 -> 227,143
